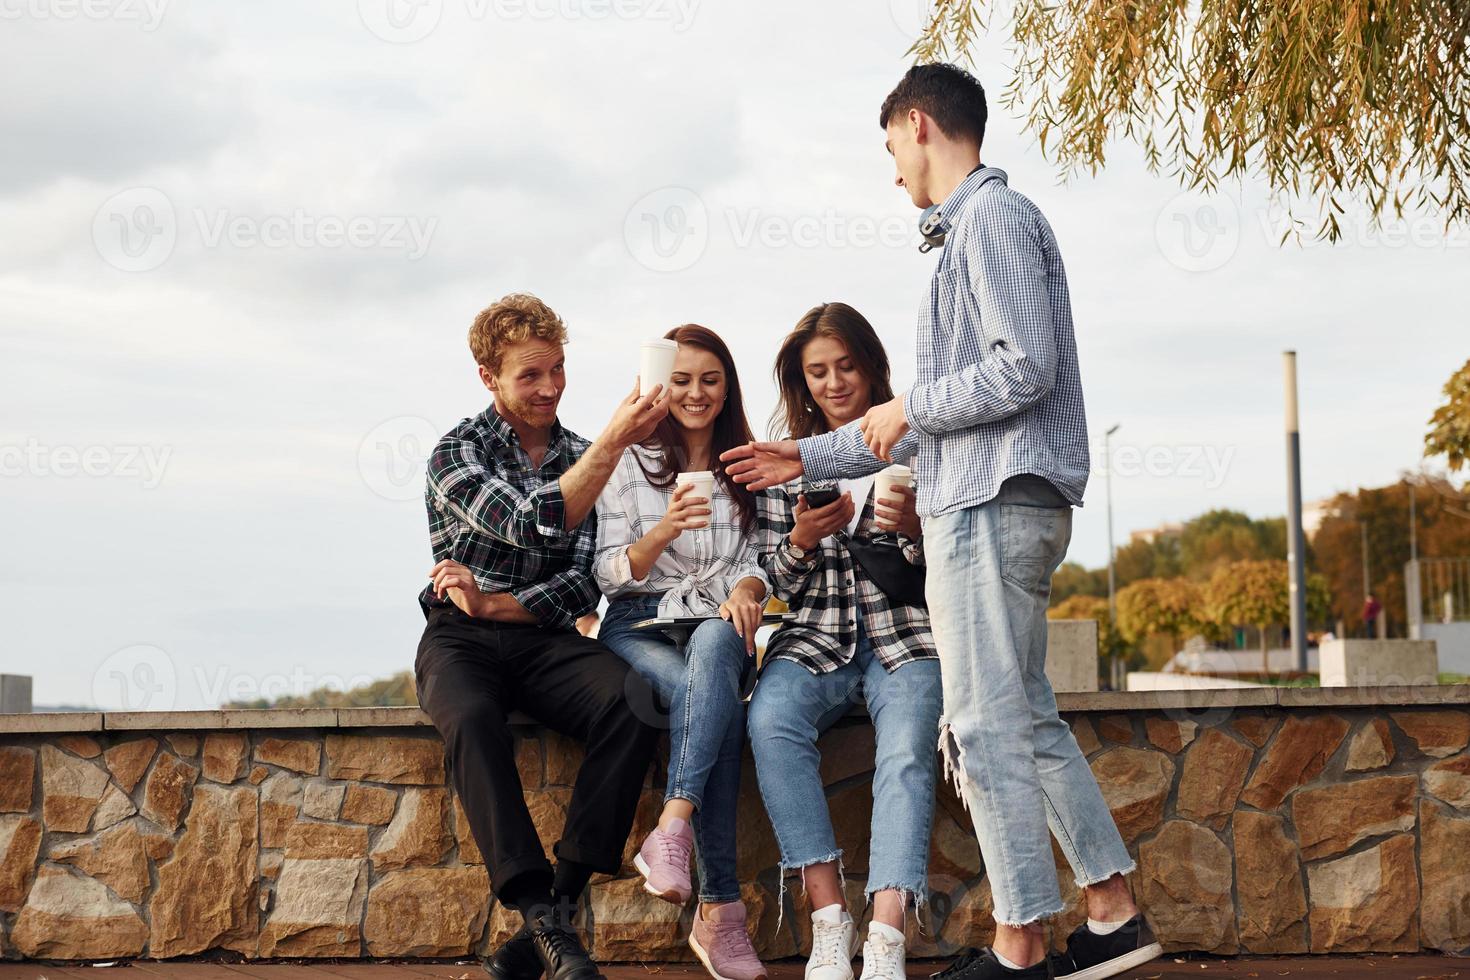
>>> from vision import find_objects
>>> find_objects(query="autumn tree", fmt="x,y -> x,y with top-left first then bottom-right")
1313,477 -> 1470,634
908,0 -> 1470,241
1115,577 -> 1207,651
1427,359 -> 1470,474
1205,559 -> 1330,674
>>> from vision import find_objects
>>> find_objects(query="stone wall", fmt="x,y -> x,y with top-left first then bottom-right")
1,688 -> 1469,962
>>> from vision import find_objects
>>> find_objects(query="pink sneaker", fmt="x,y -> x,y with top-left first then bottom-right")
689,902 -> 768,980
633,818 -> 694,904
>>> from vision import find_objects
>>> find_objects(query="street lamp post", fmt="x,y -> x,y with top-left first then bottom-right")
1105,423 -> 1121,689
1284,352 -> 1309,674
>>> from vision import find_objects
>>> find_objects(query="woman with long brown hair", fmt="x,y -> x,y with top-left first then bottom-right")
748,303 -> 942,980
593,324 -> 769,980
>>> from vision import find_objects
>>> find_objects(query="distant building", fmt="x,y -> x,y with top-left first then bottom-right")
1303,496 -> 1337,540
1130,522 -> 1184,545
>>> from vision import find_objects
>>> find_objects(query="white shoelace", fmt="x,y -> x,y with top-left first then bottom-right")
860,934 -> 905,980
810,918 -> 853,973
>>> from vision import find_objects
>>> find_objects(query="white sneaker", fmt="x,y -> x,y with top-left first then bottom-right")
805,904 -> 857,980
858,924 -> 906,980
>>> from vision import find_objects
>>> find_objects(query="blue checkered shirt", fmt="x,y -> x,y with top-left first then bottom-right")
799,166 -> 1091,515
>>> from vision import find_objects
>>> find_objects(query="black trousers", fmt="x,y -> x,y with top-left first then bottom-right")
415,605 -> 657,898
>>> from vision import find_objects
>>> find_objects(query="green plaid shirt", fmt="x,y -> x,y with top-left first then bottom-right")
420,404 -> 599,629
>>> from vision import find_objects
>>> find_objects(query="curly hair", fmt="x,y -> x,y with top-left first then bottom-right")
468,293 -> 569,373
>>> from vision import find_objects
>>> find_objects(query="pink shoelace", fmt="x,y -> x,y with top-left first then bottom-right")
709,919 -> 761,967
652,826 -> 693,867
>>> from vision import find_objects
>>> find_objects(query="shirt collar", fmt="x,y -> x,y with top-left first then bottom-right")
934,164 -> 1009,230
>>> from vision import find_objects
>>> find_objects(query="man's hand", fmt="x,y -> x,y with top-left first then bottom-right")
858,395 -> 910,463
718,579 -> 765,655
789,492 -> 854,552
602,379 -> 670,451
430,559 -> 488,618
720,440 -> 803,492
874,484 -> 922,539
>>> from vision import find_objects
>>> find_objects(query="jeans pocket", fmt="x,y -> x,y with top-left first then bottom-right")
998,503 -> 1072,593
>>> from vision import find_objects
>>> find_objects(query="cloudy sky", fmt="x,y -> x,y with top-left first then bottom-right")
3,0 -> 1465,710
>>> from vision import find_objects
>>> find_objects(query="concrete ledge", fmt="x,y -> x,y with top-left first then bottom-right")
3,684 -> 1469,734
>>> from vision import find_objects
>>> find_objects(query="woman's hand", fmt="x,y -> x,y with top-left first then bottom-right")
874,484 -> 921,539
718,581 -> 765,655
654,482 -> 712,539
429,559 -> 487,617
789,492 -> 854,552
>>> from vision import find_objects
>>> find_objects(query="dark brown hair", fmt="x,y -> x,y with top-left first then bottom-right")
879,63 -> 988,147
769,303 -> 896,441
638,324 -> 758,531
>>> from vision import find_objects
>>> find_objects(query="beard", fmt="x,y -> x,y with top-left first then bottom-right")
498,391 -> 559,429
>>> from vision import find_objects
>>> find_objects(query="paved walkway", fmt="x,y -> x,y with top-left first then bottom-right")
1,957 -> 1465,980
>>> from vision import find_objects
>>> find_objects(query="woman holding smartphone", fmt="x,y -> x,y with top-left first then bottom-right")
593,324 -> 769,980
748,303 -> 942,980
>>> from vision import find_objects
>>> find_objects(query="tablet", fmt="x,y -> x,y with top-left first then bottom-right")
631,613 -> 796,631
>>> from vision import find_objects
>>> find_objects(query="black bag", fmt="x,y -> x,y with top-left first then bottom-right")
841,533 -> 927,608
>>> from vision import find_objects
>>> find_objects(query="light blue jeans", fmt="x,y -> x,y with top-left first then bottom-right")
747,614 -> 943,904
925,475 -> 1135,927
599,594 -> 746,903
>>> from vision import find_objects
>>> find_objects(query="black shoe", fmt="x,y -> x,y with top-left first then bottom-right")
931,946 -> 1071,980
484,924 -> 544,980
1059,915 -> 1162,980
526,909 -> 604,980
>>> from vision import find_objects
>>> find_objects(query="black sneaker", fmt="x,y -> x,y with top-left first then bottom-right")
1059,915 -> 1162,980
930,946 -> 1071,980
483,924 -> 544,980
526,909 -> 605,980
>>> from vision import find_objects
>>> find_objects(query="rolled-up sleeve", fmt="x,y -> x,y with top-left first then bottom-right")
427,435 -> 571,549
755,486 -> 819,602
592,457 -> 651,598
799,421 -> 916,482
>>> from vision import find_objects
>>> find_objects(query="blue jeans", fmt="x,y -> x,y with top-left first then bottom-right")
925,477 -> 1136,927
747,616 -> 942,903
600,594 -> 746,903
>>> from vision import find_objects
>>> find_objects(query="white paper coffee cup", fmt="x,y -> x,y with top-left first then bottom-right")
640,339 -> 679,397
873,464 -> 913,530
675,470 -> 716,528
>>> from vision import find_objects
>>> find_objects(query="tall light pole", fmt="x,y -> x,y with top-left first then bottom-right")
1105,423 -> 1121,688
1284,352 -> 1309,673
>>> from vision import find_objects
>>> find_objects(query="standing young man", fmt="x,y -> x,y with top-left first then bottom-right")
416,293 -> 669,980
723,65 -> 1161,980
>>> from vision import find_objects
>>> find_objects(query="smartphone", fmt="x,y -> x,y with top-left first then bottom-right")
802,487 -> 842,509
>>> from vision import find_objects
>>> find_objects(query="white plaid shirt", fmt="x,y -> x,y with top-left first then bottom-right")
799,166 -> 1090,516
593,445 -> 769,617
756,481 -> 936,675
